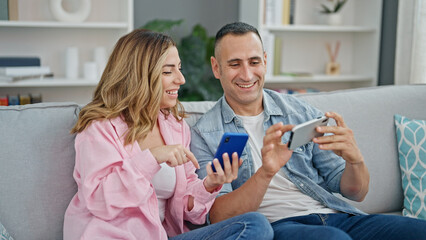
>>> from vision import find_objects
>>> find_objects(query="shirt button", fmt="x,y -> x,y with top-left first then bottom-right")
300,183 -> 304,187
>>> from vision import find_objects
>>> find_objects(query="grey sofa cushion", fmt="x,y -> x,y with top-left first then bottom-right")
0,102 -> 80,240
297,85 -> 426,214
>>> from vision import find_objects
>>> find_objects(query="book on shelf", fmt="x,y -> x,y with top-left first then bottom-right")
8,0 -> 18,21
262,30 -> 275,77
0,66 -> 51,76
0,57 -> 41,67
0,95 -> 8,106
0,0 -> 8,20
0,72 -> 54,82
264,0 -> 294,26
273,37 -> 282,76
289,0 -> 296,24
280,72 -> 313,77
274,87 -> 319,94
8,95 -> 19,105
0,0 -> 18,21
0,93 -> 43,106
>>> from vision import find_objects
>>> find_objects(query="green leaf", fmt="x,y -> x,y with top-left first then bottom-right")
139,19 -> 183,32
192,24 -> 209,42
334,0 -> 347,13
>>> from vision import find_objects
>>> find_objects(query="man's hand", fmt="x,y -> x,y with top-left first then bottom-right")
313,112 -> 364,164
313,112 -> 369,201
260,122 -> 294,178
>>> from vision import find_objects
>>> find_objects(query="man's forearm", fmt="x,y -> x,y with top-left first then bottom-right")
209,168 -> 272,223
340,160 -> 370,202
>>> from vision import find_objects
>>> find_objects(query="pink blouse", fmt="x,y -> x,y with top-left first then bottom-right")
64,112 -> 219,240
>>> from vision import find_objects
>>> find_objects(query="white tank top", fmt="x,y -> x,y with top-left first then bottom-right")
151,162 -> 176,222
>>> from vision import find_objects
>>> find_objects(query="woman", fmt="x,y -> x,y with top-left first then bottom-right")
63,29 -> 272,239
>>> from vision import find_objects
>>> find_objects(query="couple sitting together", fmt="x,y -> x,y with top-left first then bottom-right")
63,22 -> 426,240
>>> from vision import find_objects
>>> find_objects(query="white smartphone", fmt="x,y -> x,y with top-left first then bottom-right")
287,116 -> 329,150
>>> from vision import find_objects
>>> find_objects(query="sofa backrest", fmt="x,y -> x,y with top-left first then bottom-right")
183,85 -> 426,214
0,102 -> 81,240
0,85 -> 425,239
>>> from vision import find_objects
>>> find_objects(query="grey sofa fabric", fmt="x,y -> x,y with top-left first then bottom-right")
0,85 -> 425,239
0,102 -> 81,240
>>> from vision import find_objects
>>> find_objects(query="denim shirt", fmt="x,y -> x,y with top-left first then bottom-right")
190,89 -> 365,223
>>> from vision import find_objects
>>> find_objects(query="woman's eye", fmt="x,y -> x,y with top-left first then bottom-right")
163,71 -> 172,75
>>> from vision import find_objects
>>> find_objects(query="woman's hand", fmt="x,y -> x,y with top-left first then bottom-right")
150,144 -> 200,169
203,152 -> 241,193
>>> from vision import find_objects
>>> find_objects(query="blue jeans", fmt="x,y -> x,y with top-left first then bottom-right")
170,212 -> 273,240
271,213 -> 426,240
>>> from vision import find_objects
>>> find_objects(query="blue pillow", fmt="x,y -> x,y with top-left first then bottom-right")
394,114 -> 426,219
0,221 -> 14,240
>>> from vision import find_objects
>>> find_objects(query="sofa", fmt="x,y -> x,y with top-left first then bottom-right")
0,85 -> 425,239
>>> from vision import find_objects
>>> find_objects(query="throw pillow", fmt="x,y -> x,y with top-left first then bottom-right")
394,114 -> 426,219
0,221 -> 14,240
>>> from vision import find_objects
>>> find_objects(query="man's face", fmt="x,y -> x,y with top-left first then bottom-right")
211,32 -> 267,115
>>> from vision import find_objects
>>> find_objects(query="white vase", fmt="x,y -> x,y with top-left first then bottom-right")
65,47 -> 79,79
93,47 -> 107,79
326,13 -> 343,26
49,0 -> 91,22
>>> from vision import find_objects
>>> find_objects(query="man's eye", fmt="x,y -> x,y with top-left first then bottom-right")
251,61 -> 260,65
230,63 -> 239,67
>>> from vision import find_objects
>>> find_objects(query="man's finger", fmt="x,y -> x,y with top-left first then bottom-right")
266,122 -> 284,134
326,112 -> 347,128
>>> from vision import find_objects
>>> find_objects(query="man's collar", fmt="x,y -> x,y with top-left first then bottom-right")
220,89 -> 284,123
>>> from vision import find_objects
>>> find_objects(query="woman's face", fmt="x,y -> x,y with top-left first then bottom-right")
160,46 -> 185,109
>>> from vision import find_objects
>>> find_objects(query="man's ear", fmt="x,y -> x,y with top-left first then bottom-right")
263,51 -> 267,71
211,56 -> 221,80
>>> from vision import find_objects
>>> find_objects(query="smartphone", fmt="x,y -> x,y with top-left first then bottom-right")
212,132 -> 249,172
287,116 -> 329,150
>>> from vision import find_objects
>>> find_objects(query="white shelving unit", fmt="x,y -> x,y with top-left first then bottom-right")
239,0 -> 382,92
0,0 -> 134,104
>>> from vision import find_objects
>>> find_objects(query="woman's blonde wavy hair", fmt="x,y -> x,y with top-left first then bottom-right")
71,29 -> 185,145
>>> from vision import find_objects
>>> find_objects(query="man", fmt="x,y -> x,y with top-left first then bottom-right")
190,22 -> 426,239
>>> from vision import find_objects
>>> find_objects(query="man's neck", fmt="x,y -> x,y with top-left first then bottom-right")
225,97 -> 264,116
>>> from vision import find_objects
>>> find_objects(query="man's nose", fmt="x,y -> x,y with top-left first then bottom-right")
240,64 -> 253,81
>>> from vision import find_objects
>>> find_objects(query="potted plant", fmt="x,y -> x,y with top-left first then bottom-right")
319,0 -> 348,26
140,19 -> 223,101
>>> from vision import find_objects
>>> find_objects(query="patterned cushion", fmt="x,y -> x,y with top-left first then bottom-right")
394,114 -> 426,219
0,221 -> 14,240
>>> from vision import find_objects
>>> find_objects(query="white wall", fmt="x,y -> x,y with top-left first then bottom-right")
134,0 -> 239,39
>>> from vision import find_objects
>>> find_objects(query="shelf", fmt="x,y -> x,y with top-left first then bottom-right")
266,74 -> 373,83
0,78 -> 99,87
0,20 -> 129,29
264,25 -> 376,33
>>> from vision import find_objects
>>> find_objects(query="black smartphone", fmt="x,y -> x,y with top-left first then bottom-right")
212,132 -> 249,172
288,116 -> 329,150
